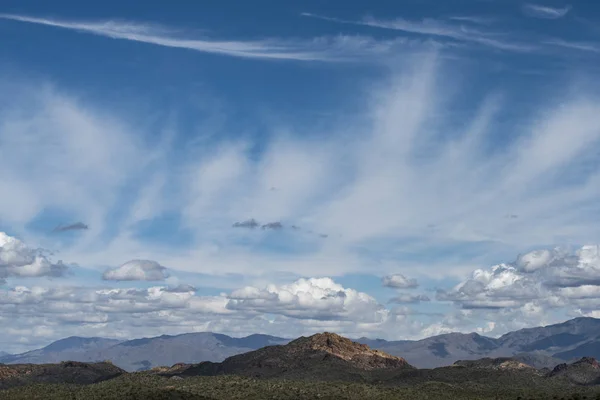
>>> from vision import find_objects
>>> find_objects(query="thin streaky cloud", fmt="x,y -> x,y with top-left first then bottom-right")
545,39 -> 600,54
0,14 -> 408,62
447,15 -> 495,25
301,12 -> 536,52
522,4 -> 572,19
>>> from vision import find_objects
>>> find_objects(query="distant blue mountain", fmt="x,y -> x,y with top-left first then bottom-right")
42,336 -> 122,353
356,317 -> 600,369
0,332 -> 290,371
0,337 -> 122,365
2,317 -> 600,371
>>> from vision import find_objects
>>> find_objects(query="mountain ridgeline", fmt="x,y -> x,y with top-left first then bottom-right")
356,317 -> 600,369
2,329 -> 600,399
2,317 -> 600,372
0,333 -> 290,372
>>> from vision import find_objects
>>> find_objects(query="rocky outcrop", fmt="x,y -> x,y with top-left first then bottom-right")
453,357 -> 535,371
285,332 -> 412,370
156,332 -> 413,381
548,357 -> 600,385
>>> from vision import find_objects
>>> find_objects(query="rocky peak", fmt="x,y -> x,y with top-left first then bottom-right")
288,332 -> 412,370
573,357 -> 600,368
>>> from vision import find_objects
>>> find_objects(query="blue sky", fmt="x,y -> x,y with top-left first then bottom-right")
1,0 -> 600,352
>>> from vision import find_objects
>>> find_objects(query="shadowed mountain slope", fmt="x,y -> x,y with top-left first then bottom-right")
159,332 -> 414,381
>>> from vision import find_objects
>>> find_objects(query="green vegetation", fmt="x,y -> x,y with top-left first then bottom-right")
1,374 -> 600,400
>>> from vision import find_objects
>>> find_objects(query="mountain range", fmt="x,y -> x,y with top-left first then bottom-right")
2,331 -> 600,399
0,333 -> 289,372
153,332 -> 600,386
357,317 -> 600,368
2,317 -> 600,372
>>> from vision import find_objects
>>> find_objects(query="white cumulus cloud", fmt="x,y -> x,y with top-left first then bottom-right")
102,260 -> 169,281
227,277 -> 387,323
382,273 -> 419,289
0,232 -> 68,284
438,245 -> 600,314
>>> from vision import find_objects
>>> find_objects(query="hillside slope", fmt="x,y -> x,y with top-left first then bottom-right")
160,332 -> 414,381
0,361 -> 124,390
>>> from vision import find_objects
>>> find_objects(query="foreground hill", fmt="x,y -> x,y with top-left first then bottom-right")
0,361 -> 124,390
157,332 -> 414,381
2,342 -> 600,399
3,361 -> 600,400
549,357 -> 600,385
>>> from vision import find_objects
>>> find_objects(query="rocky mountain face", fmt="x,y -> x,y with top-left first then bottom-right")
158,332 -> 414,381
0,361 -> 124,390
0,333 -> 289,372
548,357 -> 600,385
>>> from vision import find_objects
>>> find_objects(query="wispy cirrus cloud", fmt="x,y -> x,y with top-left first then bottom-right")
4,50 -> 600,280
447,15 -> 495,25
545,38 -> 600,54
3,4 -> 600,352
301,12 -> 536,52
0,14 -> 414,62
522,4 -> 572,19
